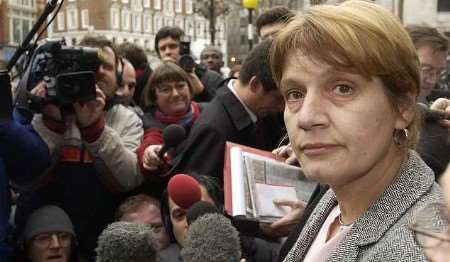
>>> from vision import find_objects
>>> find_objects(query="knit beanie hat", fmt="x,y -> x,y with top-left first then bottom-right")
23,205 -> 75,242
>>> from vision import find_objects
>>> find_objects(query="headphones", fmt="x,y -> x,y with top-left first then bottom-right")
116,57 -> 125,87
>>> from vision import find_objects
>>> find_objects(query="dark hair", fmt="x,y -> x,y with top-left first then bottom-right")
256,6 -> 295,36
229,64 -> 242,78
239,40 -> 277,92
79,34 -> 117,63
160,174 -> 223,243
154,26 -> 184,58
141,61 -> 193,108
115,194 -> 161,221
117,42 -> 149,69
405,25 -> 449,52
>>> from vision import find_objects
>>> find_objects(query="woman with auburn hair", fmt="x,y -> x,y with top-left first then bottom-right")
136,61 -> 202,188
271,1 -> 445,261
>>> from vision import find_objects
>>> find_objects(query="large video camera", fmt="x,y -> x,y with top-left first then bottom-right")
17,39 -> 104,112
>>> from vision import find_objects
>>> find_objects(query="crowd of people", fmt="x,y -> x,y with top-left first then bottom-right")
1,0 -> 450,261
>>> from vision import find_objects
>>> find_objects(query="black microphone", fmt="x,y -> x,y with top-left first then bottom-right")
417,103 -> 450,121
186,201 -> 221,225
181,213 -> 242,262
158,124 -> 186,159
96,222 -> 159,262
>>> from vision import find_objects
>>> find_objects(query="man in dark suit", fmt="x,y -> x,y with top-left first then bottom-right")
169,41 -> 284,180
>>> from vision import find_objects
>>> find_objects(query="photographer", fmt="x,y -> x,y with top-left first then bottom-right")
154,26 -> 224,102
16,35 -> 144,260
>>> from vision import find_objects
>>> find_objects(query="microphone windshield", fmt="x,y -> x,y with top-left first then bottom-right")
162,124 -> 186,148
181,213 -> 242,262
168,174 -> 202,209
186,201 -> 220,225
96,222 -> 158,262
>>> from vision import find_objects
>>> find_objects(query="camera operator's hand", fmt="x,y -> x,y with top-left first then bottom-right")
187,72 -> 205,96
30,82 -> 62,121
73,87 -> 106,128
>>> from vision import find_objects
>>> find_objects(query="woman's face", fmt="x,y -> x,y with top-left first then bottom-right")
155,80 -> 192,116
280,52 -> 411,187
168,185 -> 216,247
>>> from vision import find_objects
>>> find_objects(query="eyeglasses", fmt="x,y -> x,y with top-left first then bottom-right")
421,65 -> 447,80
409,203 -> 450,261
156,82 -> 188,95
32,232 -> 72,248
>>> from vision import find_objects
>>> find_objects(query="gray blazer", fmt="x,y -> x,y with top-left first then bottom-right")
284,151 -> 443,262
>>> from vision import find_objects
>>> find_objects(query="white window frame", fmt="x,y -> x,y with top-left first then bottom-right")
111,8 -> 119,29
185,0 -> 193,14
143,0 -> 150,8
143,14 -> 152,33
154,0 -> 161,10
57,12 -> 65,31
67,9 -> 78,30
133,13 -> 142,32
175,0 -> 182,13
122,10 -> 130,30
81,9 -> 89,29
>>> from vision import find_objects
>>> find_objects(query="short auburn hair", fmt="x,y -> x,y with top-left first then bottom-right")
270,0 -> 420,148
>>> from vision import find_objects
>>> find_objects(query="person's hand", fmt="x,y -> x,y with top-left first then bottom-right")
187,72 -> 205,96
430,98 -> 450,128
30,82 -> 62,120
272,144 -> 298,165
143,145 -> 164,171
73,87 -> 105,127
259,198 -> 306,237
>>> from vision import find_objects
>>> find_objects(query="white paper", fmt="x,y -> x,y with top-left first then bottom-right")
254,183 -> 297,218
230,147 -> 246,216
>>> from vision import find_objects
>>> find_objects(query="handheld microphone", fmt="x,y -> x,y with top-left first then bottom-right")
186,201 -> 220,225
158,124 -> 186,159
96,222 -> 158,262
168,174 -> 202,209
181,213 -> 242,262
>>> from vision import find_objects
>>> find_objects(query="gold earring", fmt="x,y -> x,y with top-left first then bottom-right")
393,128 -> 409,145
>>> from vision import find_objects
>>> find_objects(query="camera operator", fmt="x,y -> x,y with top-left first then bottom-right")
0,110 -> 51,260
154,26 -> 224,102
15,35 -> 144,260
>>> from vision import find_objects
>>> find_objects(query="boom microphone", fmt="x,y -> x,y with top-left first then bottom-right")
186,201 -> 220,225
168,174 -> 202,209
158,124 -> 186,159
96,222 -> 158,262
181,213 -> 242,262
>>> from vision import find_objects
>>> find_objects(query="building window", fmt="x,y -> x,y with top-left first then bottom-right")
122,10 -> 130,30
154,0 -> 161,10
174,18 -> 183,30
175,0 -> 182,13
57,12 -> 65,30
185,0 -> 193,14
122,0 -> 129,4
10,17 -> 32,44
71,38 -> 77,45
111,8 -> 119,29
132,14 -> 142,32
144,14 -> 152,33
438,0 -> 450,12
81,10 -> 89,29
154,16 -> 163,32
67,9 -> 78,30
143,0 -> 150,8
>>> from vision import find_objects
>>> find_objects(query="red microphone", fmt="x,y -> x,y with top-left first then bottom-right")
168,174 -> 202,209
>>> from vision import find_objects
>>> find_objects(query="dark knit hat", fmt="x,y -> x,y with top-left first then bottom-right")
23,205 -> 75,242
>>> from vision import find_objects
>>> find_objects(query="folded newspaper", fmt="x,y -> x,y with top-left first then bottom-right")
224,143 -> 317,222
